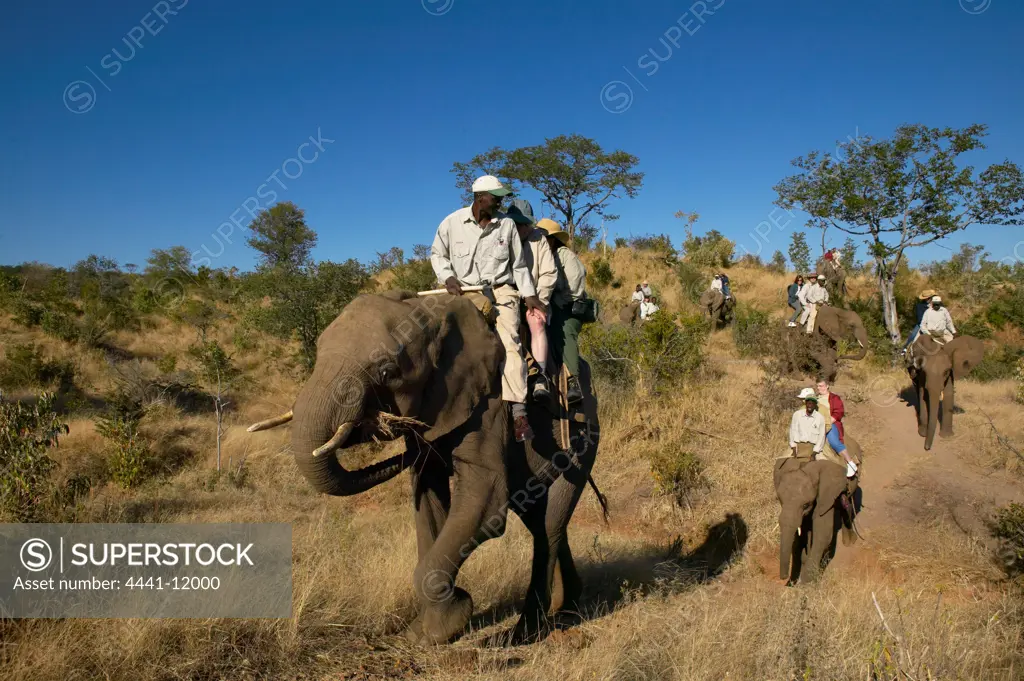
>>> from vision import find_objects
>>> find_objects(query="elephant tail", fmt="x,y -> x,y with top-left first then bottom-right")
587,474 -> 610,525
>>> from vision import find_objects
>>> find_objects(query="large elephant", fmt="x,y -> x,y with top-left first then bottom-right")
907,335 -> 984,450
783,306 -> 867,381
774,437 -> 862,584
619,301 -> 640,326
815,256 -> 848,301
699,289 -> 735,327
247,292 -> 601,644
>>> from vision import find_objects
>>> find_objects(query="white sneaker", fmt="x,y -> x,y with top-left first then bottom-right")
787,322 -> 797,327
846,461 -> 858,478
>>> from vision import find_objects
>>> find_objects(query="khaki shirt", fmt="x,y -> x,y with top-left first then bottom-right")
551,245 -> 587,308
430,207 -> 537,298
804,282 -> 829,305
789,408 -> 826,453
921,307 -> 956,336
520,228 -> 558,308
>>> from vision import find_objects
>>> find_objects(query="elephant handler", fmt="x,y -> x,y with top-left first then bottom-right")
919,295 -> 956,345
816,378 -> 857,478
538,218 -> 589,407
430,175 -> 545,443
800,274 -> 830,334
506,198 -> 559,402
788,388 -> 826,460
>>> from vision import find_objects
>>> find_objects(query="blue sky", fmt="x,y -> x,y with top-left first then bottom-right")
2,0 -> 1022,272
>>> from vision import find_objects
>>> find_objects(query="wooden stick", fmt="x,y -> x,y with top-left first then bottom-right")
417,285 -> 487,296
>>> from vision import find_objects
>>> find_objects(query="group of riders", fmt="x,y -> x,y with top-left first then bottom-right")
429,175 -> 593,443
630,281 -> 661,321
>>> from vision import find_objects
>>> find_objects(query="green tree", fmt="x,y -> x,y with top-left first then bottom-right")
0,392 -> 70,521
247,202 -> 318,271
768,250 -> 788,273
145,246 -> 194,278
451,134 -> 643,243
188,340 -> 241,472
839,237 -> 859,273
788,232 -> 811,273
683,229 -> 734,268
775,124 -> 1024,343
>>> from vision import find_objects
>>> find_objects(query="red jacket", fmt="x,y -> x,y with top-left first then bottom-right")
828,392 -> 845,442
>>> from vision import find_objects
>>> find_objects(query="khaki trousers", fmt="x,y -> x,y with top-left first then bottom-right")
490,285 -> 528,404
802,302 -> 819,334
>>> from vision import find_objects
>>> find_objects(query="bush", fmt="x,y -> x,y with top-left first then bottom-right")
676,260 -> 706,304
0,344 -> 75,391
649,442 -> 706,508
986,288 -> 1024,331
1016,358 -> 1024,405
9,298 -> 44,327
40,309 -> 79,343
957,312 -> 993,340
96,392 -> 150,489
993,503 -> 1024,582
683,229 -> 734,268
390,259 -> 437,293
132,286 -> 159,314
973,345 -> 1024,382
629,234 -> 676,256
0,392 -> 71,521
732,306 -> 772,358
581,313 -> 707,394
614,237 -> 628,249
768,251 -> 788,274
156,354 -> 178,374
588,259 -> 614,289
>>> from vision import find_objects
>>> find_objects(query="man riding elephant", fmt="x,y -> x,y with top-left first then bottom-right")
815,249 -> 848,300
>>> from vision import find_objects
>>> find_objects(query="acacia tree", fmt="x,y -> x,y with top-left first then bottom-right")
451,134 -> 643,243
775,124 -> 1024,344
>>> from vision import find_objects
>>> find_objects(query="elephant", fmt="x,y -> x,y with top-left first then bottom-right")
907,334 -> 984,450
774,437 -> 862,584
815,257 -> 848,301
782,306 -> 867,381
619,301 -> 640,326
699,289 -> 735,327
246,291 -> 601,645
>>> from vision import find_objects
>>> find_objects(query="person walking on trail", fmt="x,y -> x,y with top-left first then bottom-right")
920,295 -> 956,344
640,295 -> 660,321
901,289 -> 937,355
506,198 -> 558,402
816,378 -> 857,477
631,284 -> 645,304
538,217 -> 588,407
641,281 -> 653,298
800,274 -> 830,334
789,388 -> 826,459
787,275 -> 806,327
430,175 -> 545,442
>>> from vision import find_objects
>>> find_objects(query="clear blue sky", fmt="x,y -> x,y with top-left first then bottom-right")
2,0 -> 1022,272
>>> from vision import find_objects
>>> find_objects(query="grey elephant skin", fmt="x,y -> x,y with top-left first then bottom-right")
699,289 -> 735,327
815,256 -> 848,300
774,437 -> 862,584
618,301 -> 640,325
248,291 -> 600,645
907,335 -> 984,450
784,306 -> 867,381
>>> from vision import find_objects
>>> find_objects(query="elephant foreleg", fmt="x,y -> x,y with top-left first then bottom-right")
411,455 -> 451,561
804,508 -> 840,581
939,378 -> 954,438
917,383 -> 928,438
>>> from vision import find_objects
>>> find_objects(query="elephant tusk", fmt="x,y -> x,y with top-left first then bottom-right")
797,527 -> 801,536
247,410 -> 293,432
312,422 -> 355,458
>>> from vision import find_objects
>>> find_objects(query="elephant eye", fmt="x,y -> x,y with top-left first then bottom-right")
380,363 -> 400,383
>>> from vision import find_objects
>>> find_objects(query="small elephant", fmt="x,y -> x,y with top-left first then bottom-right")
907,335 -> 984,450
699,289 -> 735,327
247,292 -> 602,645
619,301 -> 641,326
774,437 -> 861,584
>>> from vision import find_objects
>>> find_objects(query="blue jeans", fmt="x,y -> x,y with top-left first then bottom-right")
722,284 -> 731,297
902,324 -> 920,350
827,426 -> 846,454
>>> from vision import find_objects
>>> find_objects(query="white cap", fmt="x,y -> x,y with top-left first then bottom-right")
797,387 -> 818,401
471,175 -> 511,197
932,295 -> 942,303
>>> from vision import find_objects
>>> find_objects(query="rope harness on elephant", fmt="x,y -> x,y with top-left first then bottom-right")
556,365 -> 609,524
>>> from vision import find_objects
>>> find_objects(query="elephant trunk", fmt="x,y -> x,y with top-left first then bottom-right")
779,511 -> 801,580
923,377 -> 942,450
291,370 -> 409,496
839,326 -> 869,360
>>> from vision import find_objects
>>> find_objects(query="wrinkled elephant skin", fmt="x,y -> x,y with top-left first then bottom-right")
699,289 -> 735,327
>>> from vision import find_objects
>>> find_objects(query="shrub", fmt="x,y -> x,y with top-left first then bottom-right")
993,502 -> 1024,582
156,354 -> 178,374
0,344 -> 75,390
77,314 -> 110,348
1015,358 -> 1024,405
614,237 -> 628,249
629,234 -> 676,256
132,286 -> 159,314
9,298 -> 44,327
986,288 -> 1024,331
588,259 -> 614,289
0,392 -> 70,521
683,229 -> 734,268
737,253 -> 762,268
581,312 -> 707,394
957,312 -> 993,340
973,345 -> 1024,382
40,309 -> 79,343
96,392 -> 150,489
676,260 -> 706,304
732,306 -> 772,358
390,259 -> 437,293
767,250 -> 787,274
649,442 -> 706,508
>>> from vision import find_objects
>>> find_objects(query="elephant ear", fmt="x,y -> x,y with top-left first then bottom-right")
949,337 -> 984,380
415,295 -> 502,442
812,459 -> 849,517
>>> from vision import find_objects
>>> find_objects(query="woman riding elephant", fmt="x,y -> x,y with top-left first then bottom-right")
247,292 -> 602,644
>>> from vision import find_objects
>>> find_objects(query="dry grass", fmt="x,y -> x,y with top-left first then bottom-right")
2,259 -> 1023,681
